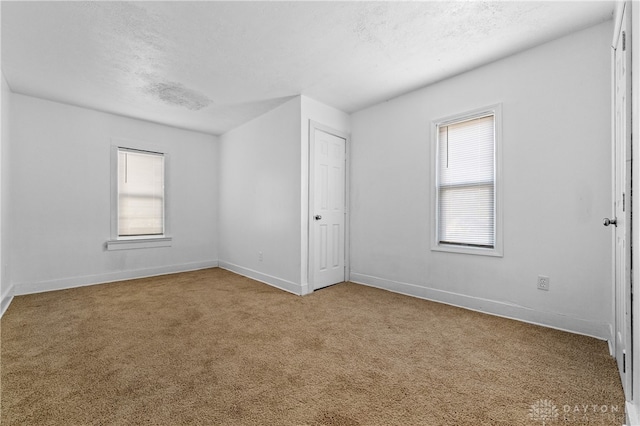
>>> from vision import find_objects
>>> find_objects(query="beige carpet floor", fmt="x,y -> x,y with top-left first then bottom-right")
1,268 -> 625,425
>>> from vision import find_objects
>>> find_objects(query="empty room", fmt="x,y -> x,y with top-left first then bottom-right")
1,1 -> 638,425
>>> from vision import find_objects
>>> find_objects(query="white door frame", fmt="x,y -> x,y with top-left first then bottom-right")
611,0 -> 633,401
307,120 -> 350,291
631,1 -> 640,422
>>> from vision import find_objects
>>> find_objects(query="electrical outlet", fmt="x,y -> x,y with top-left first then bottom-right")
258,251 -> 263,262
537,275 -> 550,291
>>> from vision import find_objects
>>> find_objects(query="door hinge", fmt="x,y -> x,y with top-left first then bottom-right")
623,193 -> 626,212
623,352 -> 626,373
623,31 -> 626,51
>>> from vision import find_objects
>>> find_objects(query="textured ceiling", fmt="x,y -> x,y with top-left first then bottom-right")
2,1 -> 614,135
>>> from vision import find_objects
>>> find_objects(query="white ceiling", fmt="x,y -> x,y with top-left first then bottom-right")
2,1 -> 614,136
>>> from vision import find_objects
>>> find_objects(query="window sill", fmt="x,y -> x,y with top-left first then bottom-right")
431,243 -> 502,258
106,237 -> 172,251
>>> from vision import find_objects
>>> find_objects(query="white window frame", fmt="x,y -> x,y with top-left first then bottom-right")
431,104 -> 503,257
107,139 -> 171,251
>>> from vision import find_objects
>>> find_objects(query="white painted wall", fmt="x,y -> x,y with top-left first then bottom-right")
300,96 -> 351,292
218,96 -> 350,294
1,72 -> 13,315
218,97 -> 303,293
10,94 -> 218,294
350,21 -> 613,339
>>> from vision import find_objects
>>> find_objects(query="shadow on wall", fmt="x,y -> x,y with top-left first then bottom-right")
208,96 -> 300,133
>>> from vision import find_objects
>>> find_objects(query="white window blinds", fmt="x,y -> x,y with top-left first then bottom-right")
117,149 -> 165,237
437,114 -> 495,248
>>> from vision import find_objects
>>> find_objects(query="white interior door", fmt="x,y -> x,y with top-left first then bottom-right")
610,5 -> 632,399
309,126 -> 346,290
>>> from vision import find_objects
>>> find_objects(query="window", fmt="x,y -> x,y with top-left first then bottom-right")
432,105 -> 502,256
117,148 -> 165,237
107,143 -> 171,251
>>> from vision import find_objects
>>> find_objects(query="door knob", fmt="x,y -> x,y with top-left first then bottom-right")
314,215 -> 322,220
604,218 -> 618,227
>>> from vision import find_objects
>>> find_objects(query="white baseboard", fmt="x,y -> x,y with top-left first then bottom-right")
1,282 -> 15,317
626,401 -> 640,425
350,272 -> 611,341
608,322 -> 615,356
15,260 -> 219,295
218,260 -> 302,295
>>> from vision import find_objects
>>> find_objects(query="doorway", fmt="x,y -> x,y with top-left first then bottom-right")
308,122 -> 348,291
609,2 -> 633,400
